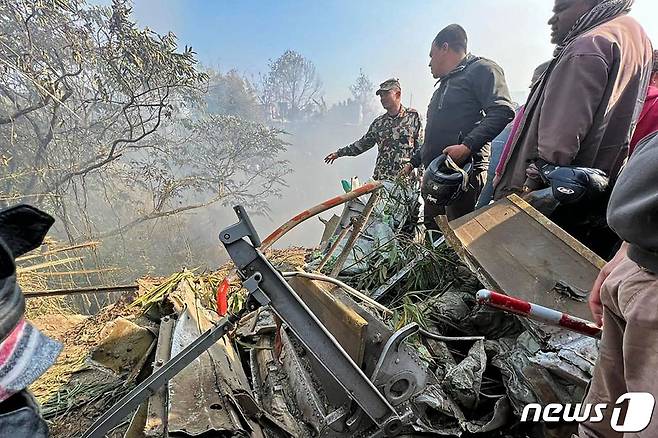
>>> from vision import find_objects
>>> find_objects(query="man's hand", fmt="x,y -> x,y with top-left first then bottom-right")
400,163 -> 413,176
443,144 -> 471,165
589,243 -> 628,327
324,152 -> 339,164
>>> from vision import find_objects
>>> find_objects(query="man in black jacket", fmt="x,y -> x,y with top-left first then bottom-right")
405,24 -> 514,229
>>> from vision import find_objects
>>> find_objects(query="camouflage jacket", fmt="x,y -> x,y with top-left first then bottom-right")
337,106 -> 423,181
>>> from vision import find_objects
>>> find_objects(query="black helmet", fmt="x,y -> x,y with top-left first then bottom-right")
421,154 -> 473,207
541,166 -> 609,205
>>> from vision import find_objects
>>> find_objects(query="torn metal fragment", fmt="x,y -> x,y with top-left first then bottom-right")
442,340 -> 486,410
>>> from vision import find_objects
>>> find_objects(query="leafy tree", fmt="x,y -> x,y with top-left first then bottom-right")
261,50 -> 323,121
349,69 -> 376,123
350,69 -> 374,106
205,69 -> 262,121
0,0 -> 290,279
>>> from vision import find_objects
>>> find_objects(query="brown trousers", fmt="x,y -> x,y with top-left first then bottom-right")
579,255 -> 658,437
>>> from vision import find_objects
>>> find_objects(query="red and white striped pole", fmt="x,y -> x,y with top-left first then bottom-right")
476,289 -> 602,339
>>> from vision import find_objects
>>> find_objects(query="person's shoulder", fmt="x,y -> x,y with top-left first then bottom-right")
568,34 -> 610,54
470,56 -> 505,74
405,107 -> 419,115
569,16 -> 646,57
369,112 -> 389,129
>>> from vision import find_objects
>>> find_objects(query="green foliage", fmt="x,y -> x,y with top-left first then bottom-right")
348,235 -> 459,297
205,69 -> 262,121
0,0 -> 292,280
261,49 -> 323,120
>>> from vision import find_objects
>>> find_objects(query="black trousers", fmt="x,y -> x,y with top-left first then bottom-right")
423,169 -> 487,234
549,205 -> 620,260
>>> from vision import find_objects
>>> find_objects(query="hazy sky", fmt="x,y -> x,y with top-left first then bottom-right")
130,0 -> 658,111
118,0 -> 658,249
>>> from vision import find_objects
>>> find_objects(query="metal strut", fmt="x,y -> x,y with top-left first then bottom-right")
220,206 -> 403,437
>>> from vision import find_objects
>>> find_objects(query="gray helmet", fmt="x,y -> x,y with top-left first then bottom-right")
421,154 -> 473,207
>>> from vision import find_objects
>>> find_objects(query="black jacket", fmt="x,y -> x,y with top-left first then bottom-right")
413,54 -> 515,171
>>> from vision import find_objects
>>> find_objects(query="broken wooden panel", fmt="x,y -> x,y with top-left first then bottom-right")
90,318 -> 156,375
287,276 -> 367,366
327,286 -> 393,377
439,194 -> 604,321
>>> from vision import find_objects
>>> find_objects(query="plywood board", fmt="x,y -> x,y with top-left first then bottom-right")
438,195 -> 604,321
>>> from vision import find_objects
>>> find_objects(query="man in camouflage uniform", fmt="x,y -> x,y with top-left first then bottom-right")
324,78 -> 423,182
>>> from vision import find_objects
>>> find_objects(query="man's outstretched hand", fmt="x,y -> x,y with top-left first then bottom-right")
443,144 -> 471,165
589,242 -> 628,327
324,152 -> 339,164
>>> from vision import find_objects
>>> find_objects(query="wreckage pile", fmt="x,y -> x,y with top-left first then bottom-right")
28,250 -> 307,437
27,184 -> 598,438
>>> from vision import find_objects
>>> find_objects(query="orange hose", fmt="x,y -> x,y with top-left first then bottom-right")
260,180 -> 382,250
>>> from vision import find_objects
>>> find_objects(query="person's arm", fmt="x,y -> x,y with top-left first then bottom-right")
336,120 -> 378,157
403,113 -> 424,175
411,112 -> 423,162
461,62 -> 515,154
536,53 -> 609,166
589,242 -> 628,326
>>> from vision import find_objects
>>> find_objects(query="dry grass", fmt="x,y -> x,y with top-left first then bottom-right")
16,238 -> 116,294
130,247 -> 310,314
26,246 -> 309,437
25,296 -> 76,320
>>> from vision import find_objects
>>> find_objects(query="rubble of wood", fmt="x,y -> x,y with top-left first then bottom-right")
27,191 -> 599,438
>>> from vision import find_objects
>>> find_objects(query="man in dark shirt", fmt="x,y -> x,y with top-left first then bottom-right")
404,24 -> 514,231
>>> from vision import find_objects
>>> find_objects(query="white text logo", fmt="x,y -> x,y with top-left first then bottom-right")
521,392 -> 655,432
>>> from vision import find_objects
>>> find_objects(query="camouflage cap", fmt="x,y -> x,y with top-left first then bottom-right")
375,78 -> 401,95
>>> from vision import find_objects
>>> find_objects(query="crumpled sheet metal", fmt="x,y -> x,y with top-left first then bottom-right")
412,383 -> 511,436
463,396 -> 510,434
529,332 -> 597,387
167,302 -> 262,437
247,309 -> 314,437
519,323 -> 597,388
491,340 -> 540,415
278,329 -> 326,436
442,340 -> 486,410
491,328 -> 596,417
424,284 -> 595,432
428,287 -> 524,340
